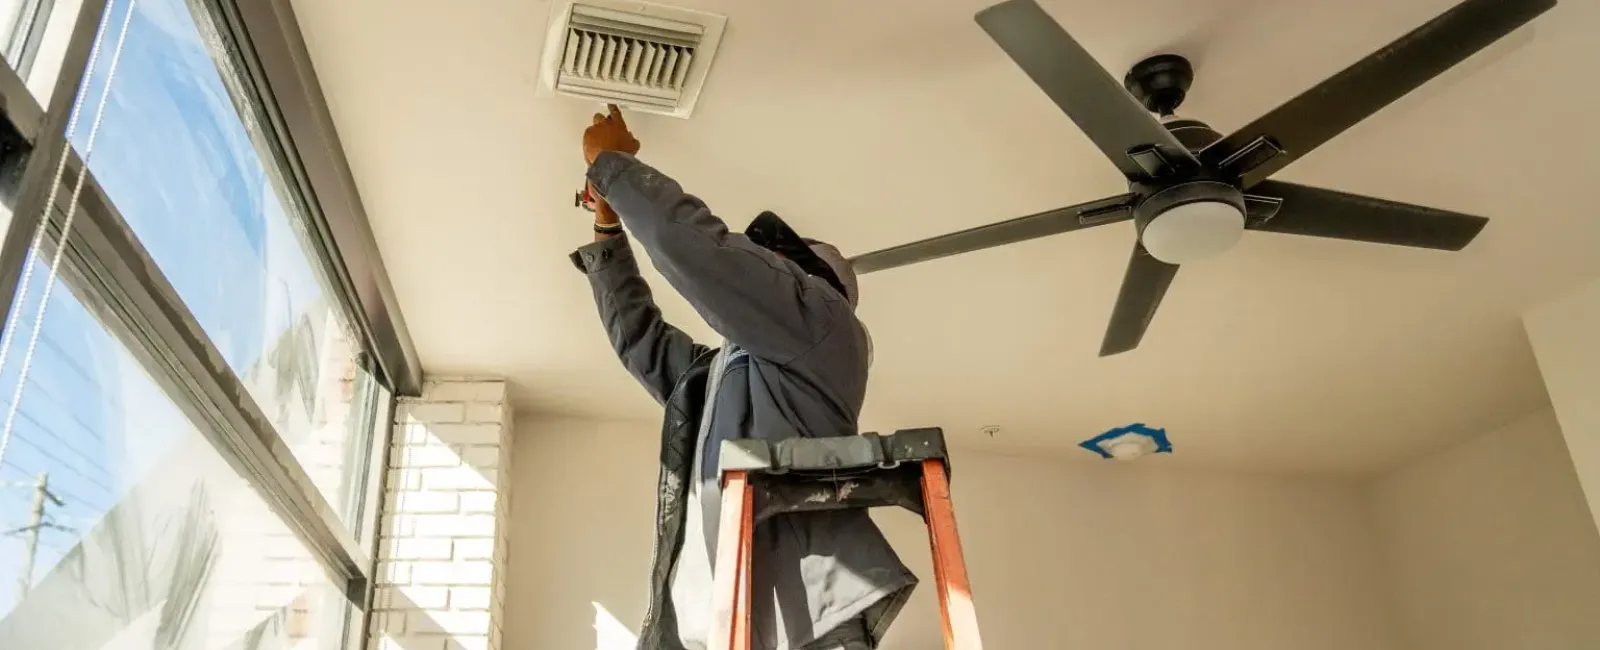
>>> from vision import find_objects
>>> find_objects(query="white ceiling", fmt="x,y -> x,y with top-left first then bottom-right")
291,0 -> 1598,474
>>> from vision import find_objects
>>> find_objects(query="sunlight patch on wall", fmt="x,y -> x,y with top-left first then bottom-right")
592,601 -> 637,650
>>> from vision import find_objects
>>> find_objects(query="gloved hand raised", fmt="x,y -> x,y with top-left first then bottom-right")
583,104 -> 640,164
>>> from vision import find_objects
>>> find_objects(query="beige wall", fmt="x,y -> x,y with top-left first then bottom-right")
1524,276 -> 1600,532
1369,408 -> 1600,650
504,417 -> 1397,650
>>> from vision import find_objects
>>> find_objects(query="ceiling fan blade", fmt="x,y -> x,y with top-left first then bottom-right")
1100,243 -> 1179,357
1200,0 -> 1555,188
975,0 -> 1197,182
850,194 -> 1137,275
1245,180 -> 1488,250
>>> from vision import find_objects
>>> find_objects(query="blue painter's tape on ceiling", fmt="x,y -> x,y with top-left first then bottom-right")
1079,422 -> 1174,459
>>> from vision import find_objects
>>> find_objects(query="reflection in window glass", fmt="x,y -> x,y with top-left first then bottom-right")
0,262 -> 345,648
348,371 -> 390,550
0,0 -> 85,101
0,0 -> 45,66
72,0 -> 371,526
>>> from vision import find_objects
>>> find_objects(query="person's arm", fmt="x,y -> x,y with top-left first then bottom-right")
587,152 -> 851,364
571,198 -> 711,404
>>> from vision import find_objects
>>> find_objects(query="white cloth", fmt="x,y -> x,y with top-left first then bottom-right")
671,343 -> 737,650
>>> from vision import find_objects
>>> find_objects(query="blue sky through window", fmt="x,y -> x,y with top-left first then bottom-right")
0,0 -> 335,614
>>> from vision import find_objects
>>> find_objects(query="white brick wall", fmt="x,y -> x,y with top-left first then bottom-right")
200,323 -> 361,648
370,377 -> 514,650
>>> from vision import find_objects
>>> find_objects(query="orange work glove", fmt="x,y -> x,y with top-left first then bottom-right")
583,104 -> 640,165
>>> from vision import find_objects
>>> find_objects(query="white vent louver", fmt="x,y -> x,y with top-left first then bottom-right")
538,2 -> 726,118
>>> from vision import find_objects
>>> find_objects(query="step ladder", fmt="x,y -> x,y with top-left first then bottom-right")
708,427 -> 984,650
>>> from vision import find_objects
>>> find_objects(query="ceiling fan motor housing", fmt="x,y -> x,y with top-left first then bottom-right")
1123,53 -> 1243,265
1160,117 -> 1223,152
1130,115 -> 1245,265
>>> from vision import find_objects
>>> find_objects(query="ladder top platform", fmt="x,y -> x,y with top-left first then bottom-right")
718,427 -> 948,475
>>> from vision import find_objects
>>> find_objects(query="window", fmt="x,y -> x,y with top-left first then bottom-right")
73,0 -> 371,530
0,0 -> 410,648
351,374 -> 393,549
0,0 -> 85,100
0,268 -> 347,649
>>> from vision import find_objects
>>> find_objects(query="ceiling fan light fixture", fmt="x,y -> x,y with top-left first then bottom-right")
1140,200 -> 1245,265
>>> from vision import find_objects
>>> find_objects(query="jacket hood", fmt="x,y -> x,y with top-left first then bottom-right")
806,240 -> 858,308
744,210 -> 858,307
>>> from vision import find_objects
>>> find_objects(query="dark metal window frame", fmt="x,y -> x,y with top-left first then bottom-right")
0,0 -> 418,620
193,0 -> 423,398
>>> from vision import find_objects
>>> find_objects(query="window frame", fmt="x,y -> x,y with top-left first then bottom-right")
3,0 -> 54,80
0,0 -> 416,628
0,0 -> 107,328
189,0 -> 423,398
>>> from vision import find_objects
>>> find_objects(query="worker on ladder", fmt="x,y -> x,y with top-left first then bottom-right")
569,105 -> 917,650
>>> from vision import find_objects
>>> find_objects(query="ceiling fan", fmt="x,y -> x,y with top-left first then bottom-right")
848,0 -> 1555,357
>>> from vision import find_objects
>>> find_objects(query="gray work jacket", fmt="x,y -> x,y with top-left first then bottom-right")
570,152 -> 916,650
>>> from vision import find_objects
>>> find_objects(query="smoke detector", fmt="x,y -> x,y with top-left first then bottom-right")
536,0 -> 727,118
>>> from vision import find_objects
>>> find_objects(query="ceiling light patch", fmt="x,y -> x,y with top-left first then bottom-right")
536,0 -> 727,118
1080,423 -> 1172,461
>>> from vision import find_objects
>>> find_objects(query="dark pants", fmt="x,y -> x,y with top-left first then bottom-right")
801,616 -> 872,650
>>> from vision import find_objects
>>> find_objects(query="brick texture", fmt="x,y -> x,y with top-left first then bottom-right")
369,378 -> 514,650
204,312 -> 359,647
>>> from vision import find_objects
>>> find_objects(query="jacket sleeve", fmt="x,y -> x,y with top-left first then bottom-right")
570,234 -> 711,404
587,152 -> 851,364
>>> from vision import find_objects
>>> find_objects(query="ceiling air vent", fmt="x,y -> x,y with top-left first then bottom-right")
537,1 -> 727,119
